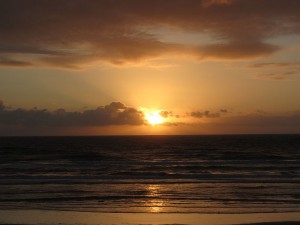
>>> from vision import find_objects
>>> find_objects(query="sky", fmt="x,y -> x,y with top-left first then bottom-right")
0,0 -> 300,135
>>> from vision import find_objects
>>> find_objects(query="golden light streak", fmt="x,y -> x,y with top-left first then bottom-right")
146,184 -> 165,213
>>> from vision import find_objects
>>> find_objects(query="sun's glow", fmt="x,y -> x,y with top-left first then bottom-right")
145,111 -> 164,125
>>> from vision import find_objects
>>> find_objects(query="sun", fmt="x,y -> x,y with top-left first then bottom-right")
145,111 -> 164,125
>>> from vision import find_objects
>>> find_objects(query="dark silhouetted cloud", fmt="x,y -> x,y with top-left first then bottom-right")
0,0 -> 300,68
190,109 -> 228,118
1,100 -> 300,135
0,101 -> 145,127
159,110 -> 174,118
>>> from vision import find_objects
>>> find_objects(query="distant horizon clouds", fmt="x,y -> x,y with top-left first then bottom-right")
1,100 -> 300,135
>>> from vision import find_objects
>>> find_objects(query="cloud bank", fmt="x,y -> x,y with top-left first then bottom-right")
0,101 -> 144,127
1,0 -> 300,68
1,101 -> 300,135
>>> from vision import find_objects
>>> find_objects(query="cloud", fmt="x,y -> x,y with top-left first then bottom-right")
249,61 -> 300,80
185,109 -> 300,133
159,110 -> 177,118
201,0 -> 235,7
181,111 -> 300,134
216,112 -> 300,133
1,0 -> 300,68
250,62 -> 300,68
254,71 -> 299,80
0,101 -> 145,128
1,101 -> 300,134
198,41 -> 279,60
190,109 -> 228,118
0,57 -> 33,67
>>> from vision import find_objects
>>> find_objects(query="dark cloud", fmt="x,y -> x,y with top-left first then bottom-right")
220,109 -> 228,113
217,112 -> 300,133
183,111 -> 300,134
1,100 -> 300,134
0,101 -> 145,128
0,0 -> 300,68
190,109 -> 228,118
159,110 -> 173,118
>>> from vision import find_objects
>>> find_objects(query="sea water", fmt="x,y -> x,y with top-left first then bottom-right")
0,135 -> 299,213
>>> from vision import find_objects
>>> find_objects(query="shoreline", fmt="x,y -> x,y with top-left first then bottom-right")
0,210 -> 299,225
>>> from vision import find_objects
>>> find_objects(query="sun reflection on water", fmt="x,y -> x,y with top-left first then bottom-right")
146,184 -> 165,213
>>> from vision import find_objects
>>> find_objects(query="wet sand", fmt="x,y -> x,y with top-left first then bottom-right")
237,223 -> 300,225
0,210 -> 299,225
1,222 -> 299,225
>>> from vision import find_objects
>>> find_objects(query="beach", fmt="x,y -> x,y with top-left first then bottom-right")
0,210 -> 300,225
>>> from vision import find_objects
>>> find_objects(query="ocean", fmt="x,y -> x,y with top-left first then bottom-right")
0,135 -> 299,214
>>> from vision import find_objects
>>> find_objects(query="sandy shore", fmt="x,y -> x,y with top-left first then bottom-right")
0,210 -> 299,225
0,223 -> 299,225
2,223 -> 300,225
237,223 -> 300,225
0,222 -> 300,225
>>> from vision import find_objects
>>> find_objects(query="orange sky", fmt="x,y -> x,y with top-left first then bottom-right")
0,0 -> 300,135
